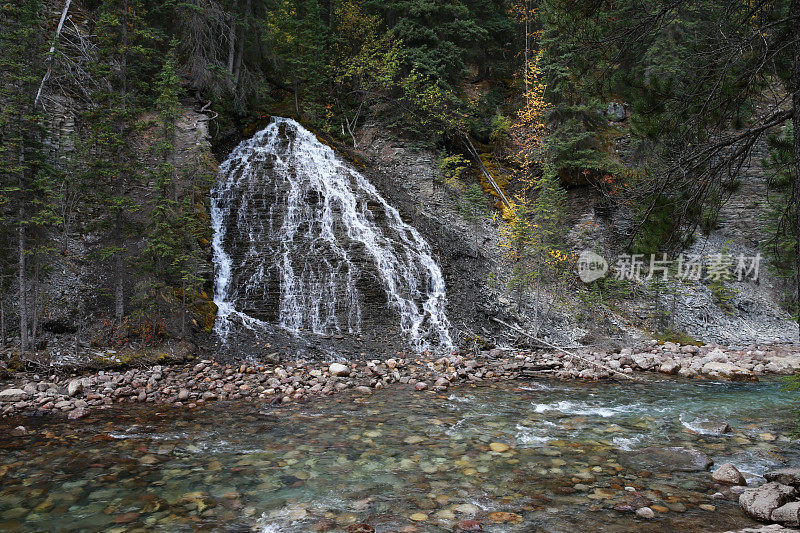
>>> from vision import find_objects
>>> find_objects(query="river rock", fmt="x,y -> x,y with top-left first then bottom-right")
0,389 -> 28,402
771,502 -> 800,526
67,379 -> 84,397
10,426 -> 27,436
414,381 -> 427,391
635,507 -> 655,519
765,468 -> 800,486
695,420 -> 731,434
712,463 -> 746,485
660,361 -> 681,374
702,362 -> 756,381
454,519 -> 483,531
68,407 -> 88,420
618,447 -> 713,472
739,482 -> 797,521
329,363 -> 349,376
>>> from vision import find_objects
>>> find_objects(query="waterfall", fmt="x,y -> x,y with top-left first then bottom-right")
210,117 -> 453,352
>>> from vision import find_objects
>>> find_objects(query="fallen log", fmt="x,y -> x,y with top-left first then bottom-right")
489,316 -> 643,382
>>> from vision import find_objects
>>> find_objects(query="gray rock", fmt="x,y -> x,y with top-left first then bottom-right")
606,101 -> 626,121
702,361 -> 757,381
696,420 -> 732,434
771,501 -> 800,526
635,507 -> 655,519
68,407 -> 88,420
720,525 -> 799,532
712,463 -> 746,485
177,389 -> 190,401
329,363 -> 349,377
0,388 -> 28,402
618,447 -> 713,472
660,361 -> 681,374
739,482 -> 796,521
10,426 -> 27,436
67,379 -> 84,397
765,468 -> 800,486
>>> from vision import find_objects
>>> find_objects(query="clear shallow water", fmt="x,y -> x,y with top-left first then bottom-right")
0,377 -> 797,532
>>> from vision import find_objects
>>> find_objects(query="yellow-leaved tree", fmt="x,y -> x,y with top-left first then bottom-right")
500,12 -> 572,332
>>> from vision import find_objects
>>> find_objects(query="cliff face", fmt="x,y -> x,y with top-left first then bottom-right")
9,102 -> 218,365
353,121 -> 798,350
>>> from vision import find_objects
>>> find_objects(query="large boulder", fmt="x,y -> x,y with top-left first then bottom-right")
0,389 -> 29,402
765,468 -> 800,487
771,502 -> 800,527
739,482 -> 796,521
712,463 -> 747,485
618,447 -> 713,472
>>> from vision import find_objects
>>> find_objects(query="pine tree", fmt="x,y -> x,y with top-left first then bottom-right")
0,0 -> 56,351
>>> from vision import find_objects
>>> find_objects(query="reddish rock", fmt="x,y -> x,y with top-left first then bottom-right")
455,519 -> 483,532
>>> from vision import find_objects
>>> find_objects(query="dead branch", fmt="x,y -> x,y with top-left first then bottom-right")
489,316 -> 642,382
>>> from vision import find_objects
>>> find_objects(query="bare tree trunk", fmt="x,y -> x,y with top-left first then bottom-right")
232,0 -> 251,87
181,277 -> 187,340
18,138 -> 28,352
18,217 -> 27,352
115,253 -> 124,321
793,0 -> 800,331
1,272 -> 6,349
226,13 -> 236,75
31,254 -> 39,348
114,0 -> 128,324
1,297 -> 6,349
34,0 -> 72,109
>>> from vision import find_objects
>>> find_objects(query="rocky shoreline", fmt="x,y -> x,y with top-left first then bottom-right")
1,341 -> 800,420
2,340 -> 800,532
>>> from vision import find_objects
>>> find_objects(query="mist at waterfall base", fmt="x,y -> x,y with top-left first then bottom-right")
210,118 -> 453,356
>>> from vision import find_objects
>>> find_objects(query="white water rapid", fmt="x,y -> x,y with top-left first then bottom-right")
210,117 -> 452,352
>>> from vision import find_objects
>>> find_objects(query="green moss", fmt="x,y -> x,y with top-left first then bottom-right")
654,327 -> 703,346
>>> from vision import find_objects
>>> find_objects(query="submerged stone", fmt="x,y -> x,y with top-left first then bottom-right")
617,447 -> 713,472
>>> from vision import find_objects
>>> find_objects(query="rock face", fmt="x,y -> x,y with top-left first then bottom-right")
712,463 -> 747,485
211,118 -> 452,353
618,447 -> 713,472
739,482 -> 797,521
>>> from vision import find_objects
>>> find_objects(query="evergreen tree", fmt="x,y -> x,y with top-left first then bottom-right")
0,0 -> 56,351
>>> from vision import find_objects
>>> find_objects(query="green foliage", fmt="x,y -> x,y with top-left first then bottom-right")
438,152 -> 470,186
500,163 -> 570,312
654,327 -> 702,346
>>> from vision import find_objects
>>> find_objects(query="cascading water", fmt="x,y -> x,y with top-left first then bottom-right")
210,117 -> 452,352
